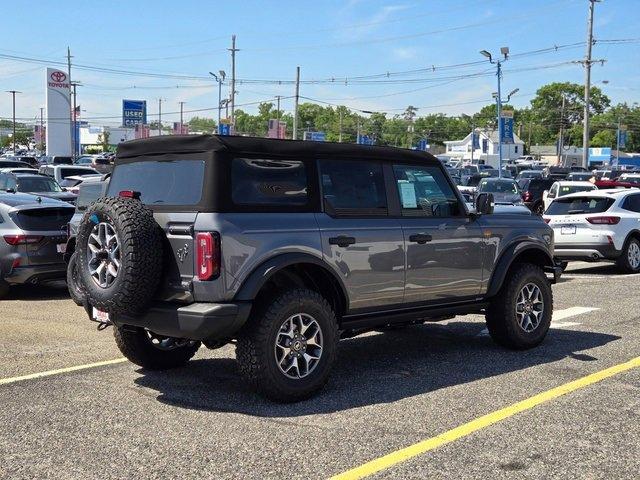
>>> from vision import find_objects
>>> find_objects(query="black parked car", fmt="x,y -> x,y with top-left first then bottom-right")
519,178 -> 556,214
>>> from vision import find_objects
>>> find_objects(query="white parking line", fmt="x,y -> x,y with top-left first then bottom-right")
477,306 -> 599,336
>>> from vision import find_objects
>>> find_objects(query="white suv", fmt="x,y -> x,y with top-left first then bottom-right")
543,189 -> 640,272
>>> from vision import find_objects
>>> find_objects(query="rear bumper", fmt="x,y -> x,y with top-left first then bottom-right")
3,263 -> 66,285
554,243 -> 621,261
110,301 -> 252,342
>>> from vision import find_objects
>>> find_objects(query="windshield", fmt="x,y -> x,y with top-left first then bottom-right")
479,180 -> 519,194
17,177 -> 62,192
546,196 -> 614,215
107,159 -> 205,205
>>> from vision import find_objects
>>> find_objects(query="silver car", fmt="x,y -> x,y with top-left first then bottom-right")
0,192 -> 74,298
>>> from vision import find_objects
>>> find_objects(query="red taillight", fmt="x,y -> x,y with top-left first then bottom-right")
522,191 -> 531,202
586,216 -> 620,225
543,217 -> 551,224
3,235 -> 43,245
196,232 -> 220,281
118,190 -> 140,199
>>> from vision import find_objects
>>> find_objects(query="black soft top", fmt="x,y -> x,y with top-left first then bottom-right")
116,134 -> 438,164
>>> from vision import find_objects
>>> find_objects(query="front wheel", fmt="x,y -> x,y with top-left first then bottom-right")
114,325 -> 200,370
236,289 -> 338,402
485,263 -> 553,349
616,237 -> 640,273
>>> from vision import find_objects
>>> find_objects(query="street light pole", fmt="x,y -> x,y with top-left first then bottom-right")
7,90 -> 21,154
480,48 -> 511,178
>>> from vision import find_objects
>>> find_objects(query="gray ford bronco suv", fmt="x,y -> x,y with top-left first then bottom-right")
75,135 -> 561,402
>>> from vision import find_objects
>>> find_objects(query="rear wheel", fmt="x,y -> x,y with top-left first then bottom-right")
485,263 -> 553,349
113,325 -> 200,370
0,279 -> 9,300
66,252 -> 86,306
236,289 -> 338,402
616,237 -> 640,273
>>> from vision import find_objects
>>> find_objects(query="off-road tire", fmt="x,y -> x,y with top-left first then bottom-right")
485,263 -> 553,350
76,197 -> 163,315
66,252 -> 86,306
0,279 -> 9,300
616,237 -> 640,274
236,289 -> 339,402
114,325 -> 200,370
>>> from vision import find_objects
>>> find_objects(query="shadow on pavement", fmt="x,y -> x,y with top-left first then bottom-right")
134,321 -> 620,416
5,281 -> 70,301
565,263 -> 622,275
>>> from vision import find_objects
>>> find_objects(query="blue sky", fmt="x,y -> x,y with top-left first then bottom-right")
1,0 -> 639,127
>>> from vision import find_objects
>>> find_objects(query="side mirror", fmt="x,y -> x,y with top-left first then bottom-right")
475,192 -> 494,215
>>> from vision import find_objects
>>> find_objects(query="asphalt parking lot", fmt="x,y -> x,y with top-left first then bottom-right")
0,262 -> 638,480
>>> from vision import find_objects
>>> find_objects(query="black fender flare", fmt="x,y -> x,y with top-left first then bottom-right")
486,241 -> 554,297
234,252 -> 349,306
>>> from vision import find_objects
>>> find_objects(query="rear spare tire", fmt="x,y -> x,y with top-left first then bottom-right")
76,197 -> 163,315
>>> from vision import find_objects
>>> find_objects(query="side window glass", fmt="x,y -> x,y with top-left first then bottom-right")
393,164 -> 462,217
623,194 -> 640,213
0,175 -> 6,190
6,177 -> 17,190
320,159 -> 386,214
231,158 -> 308,207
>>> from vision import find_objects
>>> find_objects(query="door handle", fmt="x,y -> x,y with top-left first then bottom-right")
329,236 -> 356,247
409,233 -> 433,244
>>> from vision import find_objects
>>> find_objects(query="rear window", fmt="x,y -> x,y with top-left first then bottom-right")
11,208 -> 73,230
52,157 -> 73,165
546,196 -> 615,215
108,159 -> 204,205
231,158 -> 308,206
60,168 -> 98,179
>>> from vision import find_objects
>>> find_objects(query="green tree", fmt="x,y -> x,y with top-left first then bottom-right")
188,116 -> 217,133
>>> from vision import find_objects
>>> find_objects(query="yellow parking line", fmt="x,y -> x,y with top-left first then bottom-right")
330,356 -> 640,480
0,358 -> 127,387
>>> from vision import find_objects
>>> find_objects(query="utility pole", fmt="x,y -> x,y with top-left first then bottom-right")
293,66 -> 300,140
39,107 -> 44,152
229,35 -> 238,124
470,124 -> 475,164
71,81 -> 81,157
179,101 -> 185,134
209,71 -> 226,134
557,94 -> 566,165
616,117 -> 621,164
339,108 -> 343,143
67,47 -> 73,156
7,90 -> 20,153
276,95 -> 282,139
158,98 -> 162,136
582,0 -> 599,169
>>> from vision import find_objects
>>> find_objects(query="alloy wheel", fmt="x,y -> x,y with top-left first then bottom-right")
628,241 -> 640,270
274,313 -> 323,379
87,222 -> 120,288
515,282 -> 545,332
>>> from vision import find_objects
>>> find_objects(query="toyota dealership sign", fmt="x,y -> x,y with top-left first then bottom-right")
45,67 -> 72,156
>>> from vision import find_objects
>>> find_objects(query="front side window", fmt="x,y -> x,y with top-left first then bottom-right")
393,164 -> 462,217
320,159 -> 386,213
231,158 -> 308,206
